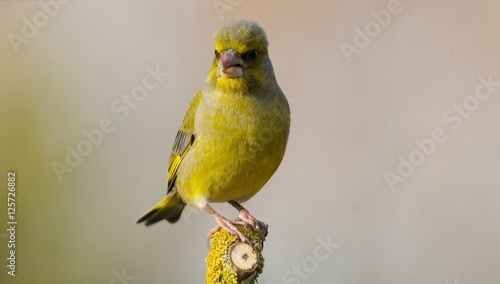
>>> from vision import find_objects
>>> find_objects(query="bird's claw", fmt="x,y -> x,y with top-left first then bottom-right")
204,203 -> 267,245
236,209 -> 268,239
207,218 -> 251,244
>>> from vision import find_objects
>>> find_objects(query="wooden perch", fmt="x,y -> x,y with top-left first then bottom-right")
206,224 -> 267,284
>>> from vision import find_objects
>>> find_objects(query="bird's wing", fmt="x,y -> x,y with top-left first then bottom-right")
166,91 -> 202,193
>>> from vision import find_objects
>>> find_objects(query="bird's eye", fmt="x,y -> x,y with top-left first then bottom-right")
214,50 -> 220,59
242,49 -> 258,61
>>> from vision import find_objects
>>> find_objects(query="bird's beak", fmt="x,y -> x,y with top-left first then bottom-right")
219,49 -> 245,78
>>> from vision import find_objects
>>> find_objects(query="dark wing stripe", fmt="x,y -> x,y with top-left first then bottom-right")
167,130 -> 195,193
165,91 -> 202,194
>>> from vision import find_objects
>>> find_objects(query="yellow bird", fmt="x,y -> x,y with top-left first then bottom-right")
137,19 -> 290,242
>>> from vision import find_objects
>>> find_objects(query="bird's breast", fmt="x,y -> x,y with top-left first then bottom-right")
176,91 -> 289,206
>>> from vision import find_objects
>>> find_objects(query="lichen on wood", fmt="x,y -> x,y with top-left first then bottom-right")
206,224 -> 267,284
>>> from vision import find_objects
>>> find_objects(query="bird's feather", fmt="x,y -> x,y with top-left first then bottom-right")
167,92 -> 201,193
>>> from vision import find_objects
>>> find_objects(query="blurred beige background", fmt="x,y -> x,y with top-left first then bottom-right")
1,0 -> 500,283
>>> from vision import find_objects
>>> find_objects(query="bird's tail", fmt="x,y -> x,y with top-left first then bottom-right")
137,191 -> 186,225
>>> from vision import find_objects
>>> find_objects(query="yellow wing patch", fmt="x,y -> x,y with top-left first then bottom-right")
166,92 -> 202,193
167,131 -> 194,192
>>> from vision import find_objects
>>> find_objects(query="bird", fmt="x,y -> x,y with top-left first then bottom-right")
137,19 -> 290,242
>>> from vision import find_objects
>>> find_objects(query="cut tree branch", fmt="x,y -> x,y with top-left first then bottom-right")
206,224 -> 267,284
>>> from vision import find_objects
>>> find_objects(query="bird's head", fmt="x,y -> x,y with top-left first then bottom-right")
207,19 -> 276,94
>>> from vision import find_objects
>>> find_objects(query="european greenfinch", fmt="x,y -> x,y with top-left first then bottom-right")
137,19 -> 290,242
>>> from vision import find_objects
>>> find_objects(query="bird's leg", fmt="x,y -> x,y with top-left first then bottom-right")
229,201 -> 268,238
204,204 -> 250,243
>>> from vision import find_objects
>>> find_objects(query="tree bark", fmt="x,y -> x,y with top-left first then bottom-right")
206,224 -> 267,284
